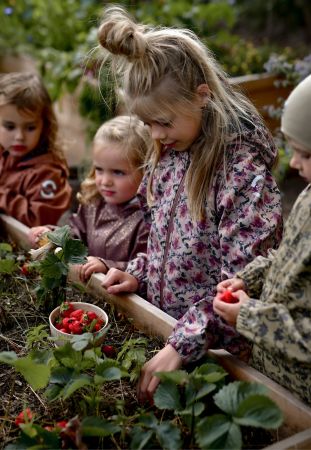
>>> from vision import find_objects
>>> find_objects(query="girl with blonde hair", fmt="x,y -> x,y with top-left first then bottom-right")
0,72 -> 72,226
29,115 -> 150,281
99,6 -> 283,402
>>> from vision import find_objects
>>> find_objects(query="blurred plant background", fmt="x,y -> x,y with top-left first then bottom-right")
1,0 -> 311,181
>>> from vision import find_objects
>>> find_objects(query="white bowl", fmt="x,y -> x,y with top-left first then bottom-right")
49,301 -> 108,347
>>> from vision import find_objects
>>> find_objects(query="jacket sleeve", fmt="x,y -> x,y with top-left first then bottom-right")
0,165 -> 72,227
216,142 -> 283,281
69,205 -> 88,243
126,252 -> 149,297
237,297 -> 311,364
235,249 -> 277,298
103,216 -> 149,271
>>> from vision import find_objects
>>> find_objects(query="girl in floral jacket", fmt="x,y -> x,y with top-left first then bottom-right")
214,75 -> 311,405
98,6 -> 283,402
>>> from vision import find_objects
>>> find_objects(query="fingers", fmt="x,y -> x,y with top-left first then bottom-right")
217,278 -> 245,293
101,269 -> 138,294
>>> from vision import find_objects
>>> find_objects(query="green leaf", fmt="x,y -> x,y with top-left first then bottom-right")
49,366 -> 75,385
0,259 -> 17,274
195,414 -> 242,450
63,239 -> 87,264
95,360 -> 123,383
153,380 -> 182,411
0,242 -> 12,252
179,401 -> 205,417
40,254 -> 68,278
45,383 -> 63,402
62,373 -> 92,398
81,416 -> 121,437
156,422 -> 182,450
54,342 -> 83,368
0,351 -> 18,363
234,395 -> 283,429
193,362 -> 228,383
130,427 -> 153,450
47,225 -> 71,246
154,370 -> 189,385
214,381 -> 268,416
14,356 -> 50,390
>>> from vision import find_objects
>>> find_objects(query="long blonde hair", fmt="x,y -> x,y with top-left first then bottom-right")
97,6 -> 263,219
78,115 -> 152,204
0,72 -> 66,162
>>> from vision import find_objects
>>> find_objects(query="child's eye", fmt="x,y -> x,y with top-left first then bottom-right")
3,123 -> 15,131
113,170 -> 125,176
27,125 -> 37,132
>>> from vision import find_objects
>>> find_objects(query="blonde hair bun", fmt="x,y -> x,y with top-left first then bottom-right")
98,6 -> 147,60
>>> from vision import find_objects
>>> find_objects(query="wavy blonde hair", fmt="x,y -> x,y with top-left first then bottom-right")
97,6 -> 264,219
0,72 -> 66,162
78,114 -> 152,204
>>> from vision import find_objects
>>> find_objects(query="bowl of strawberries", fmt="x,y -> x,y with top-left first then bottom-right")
49,301 -> 109,347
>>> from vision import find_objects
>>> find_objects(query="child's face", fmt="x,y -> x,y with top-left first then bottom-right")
93,140 -> 143,205
0,104 -> 43,158
288,138 -> 311,183
139,104 -> 203,153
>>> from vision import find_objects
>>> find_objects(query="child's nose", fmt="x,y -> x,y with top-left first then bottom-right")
289,154 -> 300,170
150,124 -> 165,140
15,127 -> 25,140
101,172 -> 113,186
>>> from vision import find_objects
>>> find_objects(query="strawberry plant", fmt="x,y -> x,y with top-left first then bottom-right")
30,225 -> 87,310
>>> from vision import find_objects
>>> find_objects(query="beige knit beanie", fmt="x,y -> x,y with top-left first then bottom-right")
281,74 -> 311,152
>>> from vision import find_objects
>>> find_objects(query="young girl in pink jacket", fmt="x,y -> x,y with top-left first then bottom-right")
98,6 -> 283,402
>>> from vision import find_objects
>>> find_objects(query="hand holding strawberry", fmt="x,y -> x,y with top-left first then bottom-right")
219,289 -> 238,304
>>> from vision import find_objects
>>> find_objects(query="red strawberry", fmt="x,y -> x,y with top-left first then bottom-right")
60,302 -> 74,317
56,420 -> 68,429
219,290 -> 238,304
15,408 -> 33,426
21,264 -> 29,276
70,309 -> 84,320
101,344 -> 116,358
87,311 -> 97,321
69,321 -> 83,334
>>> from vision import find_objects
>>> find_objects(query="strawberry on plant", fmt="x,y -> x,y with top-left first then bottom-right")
15,408 -> 33,426
101,344 -> 116,358
20,264 -> 30,276
219,290 -> 238,304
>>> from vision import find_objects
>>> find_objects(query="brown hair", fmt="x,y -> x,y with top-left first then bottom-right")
0,72 -> 66,162
97,6 -> 263,219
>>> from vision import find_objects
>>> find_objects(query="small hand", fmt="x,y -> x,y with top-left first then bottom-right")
216,277 -> 246,294
213,289 -> 249,327
79,256 -> 107,282
137,344 -> 182,404
101,268 -> 138,294
28,226 -> 50,248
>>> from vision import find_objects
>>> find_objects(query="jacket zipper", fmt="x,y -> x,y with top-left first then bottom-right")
159,157 -> 189,308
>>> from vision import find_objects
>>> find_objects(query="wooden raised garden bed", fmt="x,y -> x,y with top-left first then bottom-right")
1,213 -> 311,449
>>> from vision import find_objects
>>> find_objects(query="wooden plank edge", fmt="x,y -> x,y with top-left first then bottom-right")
1,213 -> 311,438
263,427 -> 311,450
0,214 -> 31,250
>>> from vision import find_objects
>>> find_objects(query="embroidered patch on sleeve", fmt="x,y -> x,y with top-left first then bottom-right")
40,180 -> 57,199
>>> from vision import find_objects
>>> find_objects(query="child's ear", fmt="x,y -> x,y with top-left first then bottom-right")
196,84 -> 210,108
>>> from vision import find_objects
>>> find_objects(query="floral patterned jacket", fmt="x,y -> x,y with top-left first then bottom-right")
127,119 -> 283,363
236,184 -> 311,405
